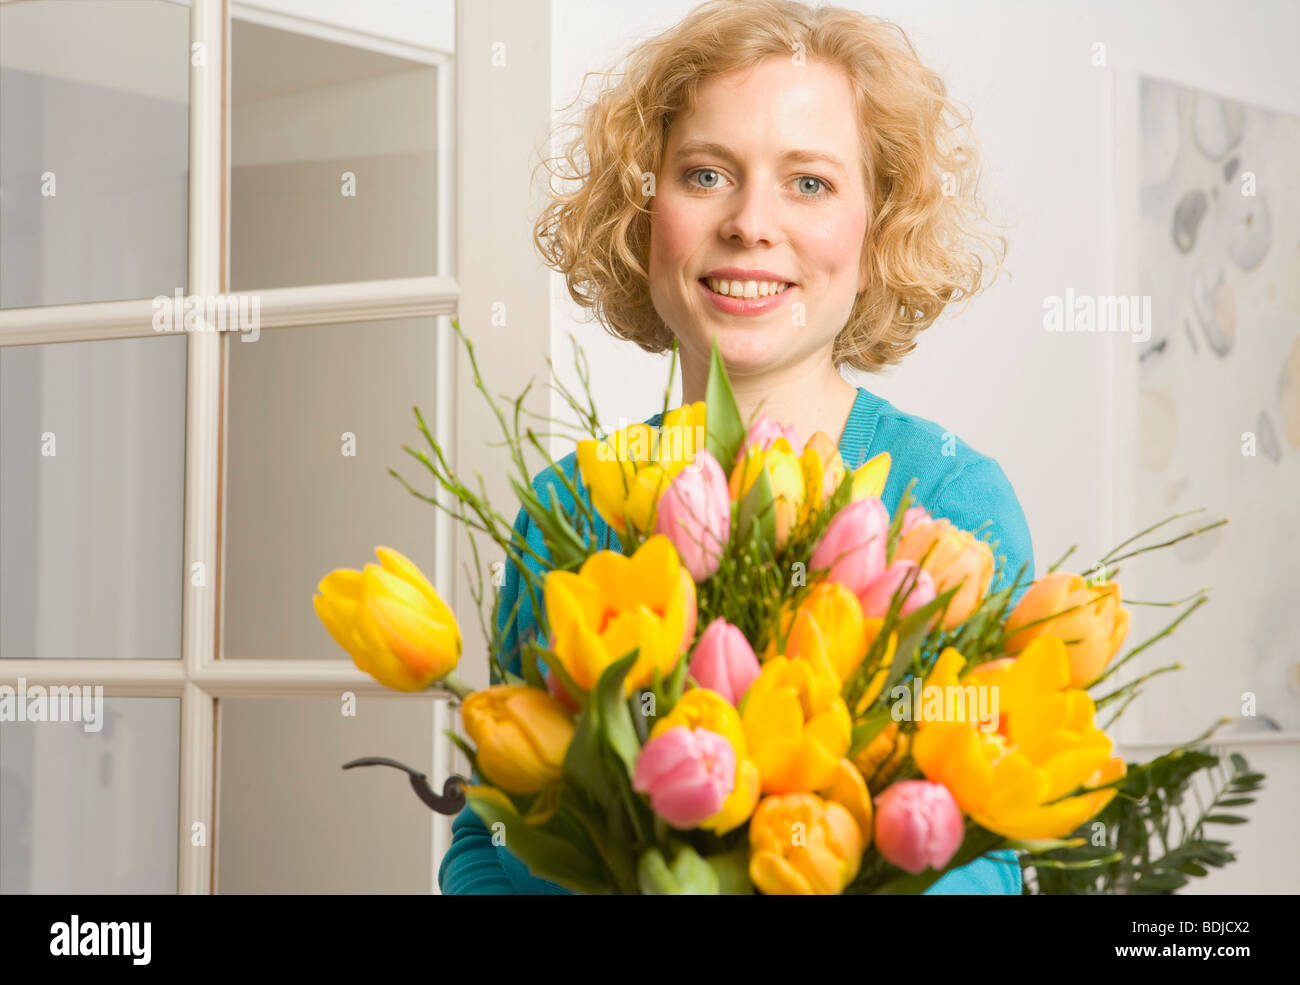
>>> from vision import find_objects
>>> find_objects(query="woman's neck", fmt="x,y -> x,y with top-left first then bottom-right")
679,349 -> 860,451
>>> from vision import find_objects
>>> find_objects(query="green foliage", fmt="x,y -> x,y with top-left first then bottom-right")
1022,748 -> 1264,894
703,338 -> 745,473
557,651 -> 656,893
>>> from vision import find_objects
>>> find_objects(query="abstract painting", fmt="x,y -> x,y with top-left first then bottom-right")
1133,76 -> 1300,740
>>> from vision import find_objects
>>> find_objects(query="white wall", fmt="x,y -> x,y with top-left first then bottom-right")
543,0 -> 1300,893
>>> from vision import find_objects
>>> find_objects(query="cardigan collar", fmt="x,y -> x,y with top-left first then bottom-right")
836,386 -> 886,470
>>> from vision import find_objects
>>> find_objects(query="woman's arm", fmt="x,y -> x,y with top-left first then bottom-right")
438,507 -> 532,894
438,802 -> 518,894
438,499 -> 576,895
930,457 -> 1036,606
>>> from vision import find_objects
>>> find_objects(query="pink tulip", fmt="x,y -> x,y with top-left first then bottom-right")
873,780 -> 965,875
858,559 -> 937,620
654,449 -> 731,581
739,412 -> 799,458
809,496 -> 889,596
687,618 -> 761,705
900,505 -> 931,539
633,725 -> 737,829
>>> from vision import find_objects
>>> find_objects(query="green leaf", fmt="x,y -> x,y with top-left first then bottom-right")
1132,871 -> 1188,893
884,479 -> 918,564
594,650 -> 642,779
1005,836 -> 1090,854
736,461 -> 776,551
636,847 -> 677,894
848,705 -> 894,759
630,693 -> 651,744
827,461 -> 854,515
465,789 -> 609,894
669,844 -> 720,894
1202,814 -> 1248,825
636,845 -> 720,895
510,475 -> 588,571
561,649 -> 650,878
533,642 -> 588,713
444,729 -> 480,778
705,848 -> 754,894
563,691 -> 618,811
561,788 -> 640,893
704,338 -> 745,473
665,648 -> 692,708
521,637 -> 545,690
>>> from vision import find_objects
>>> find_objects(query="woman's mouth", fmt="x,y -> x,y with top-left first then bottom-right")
698,277 -> 795,316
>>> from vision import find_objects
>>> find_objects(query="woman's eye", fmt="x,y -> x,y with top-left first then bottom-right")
687,168 -> 725,189
796,176 -> 829,197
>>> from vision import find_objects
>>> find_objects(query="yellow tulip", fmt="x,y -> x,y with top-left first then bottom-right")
543,534 -> 697,695
728,437 -> 806,548
749,792 -> 863,894
651,689 -> 761,834
461,685 -> 575,795
575,403 -> 706,534
893,518 -> 994,630
313,546 -> 460,691
850,451 -> 891,501
852,720 -> 910,793
818,758 -> 874,847
659,401 -> 708,462
911,638 -> 1126,840
1004,571 -> 1131,689
800,432 -> 846,512
765,583 -> 868,682
742,655 -> 851,793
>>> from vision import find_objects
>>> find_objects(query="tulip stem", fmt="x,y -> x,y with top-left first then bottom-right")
435,671 -> 473,702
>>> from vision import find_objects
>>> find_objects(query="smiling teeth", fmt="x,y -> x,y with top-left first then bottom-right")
706,278 -> 791,298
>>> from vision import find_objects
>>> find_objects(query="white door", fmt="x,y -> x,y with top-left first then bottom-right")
0,0 -> 481,894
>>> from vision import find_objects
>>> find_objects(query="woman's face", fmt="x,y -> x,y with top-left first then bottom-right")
649,56 -> 871,381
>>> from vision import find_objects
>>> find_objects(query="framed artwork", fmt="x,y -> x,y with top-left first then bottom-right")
1112,72 -> 1300,745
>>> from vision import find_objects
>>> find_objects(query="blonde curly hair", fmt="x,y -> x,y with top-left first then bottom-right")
532,0 -> 1007,373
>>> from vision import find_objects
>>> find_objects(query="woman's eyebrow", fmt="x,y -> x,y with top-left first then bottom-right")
670,139 -> 847,175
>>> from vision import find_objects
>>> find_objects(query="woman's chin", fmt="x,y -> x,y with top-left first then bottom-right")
706,327 -> 792,378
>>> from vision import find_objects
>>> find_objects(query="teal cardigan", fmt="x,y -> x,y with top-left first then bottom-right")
439,385 -> 1034,895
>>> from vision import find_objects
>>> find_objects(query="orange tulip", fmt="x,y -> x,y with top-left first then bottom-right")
1004,571 -> 1131,688
893,518 -> 993,630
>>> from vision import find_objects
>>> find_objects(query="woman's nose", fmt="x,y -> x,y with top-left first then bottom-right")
718,180 -> 785,248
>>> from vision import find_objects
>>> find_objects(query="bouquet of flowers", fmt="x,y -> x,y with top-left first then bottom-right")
313,322 -> 1258,894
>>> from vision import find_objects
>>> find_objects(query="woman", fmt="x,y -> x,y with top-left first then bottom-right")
440,0 -> 1031,894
